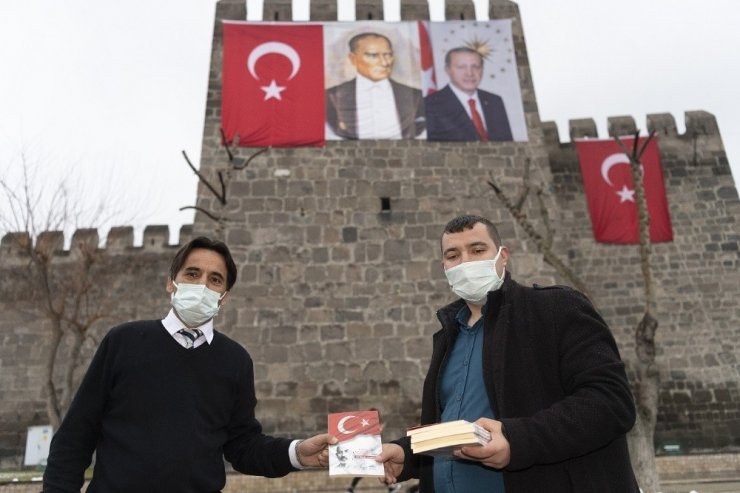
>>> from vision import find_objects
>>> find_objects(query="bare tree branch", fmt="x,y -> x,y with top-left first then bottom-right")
487,176 -> 588,295
178,206 -> 221,222
234,147 -> 268,170
219,128 -> 235,162
181,150 -> 227,205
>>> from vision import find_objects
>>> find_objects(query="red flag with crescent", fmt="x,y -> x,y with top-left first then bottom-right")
576,137 -> 673,244
328,410 -> 381,444
222,22 -> 325,147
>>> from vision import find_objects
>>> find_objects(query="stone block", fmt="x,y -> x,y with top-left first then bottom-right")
607,115 -> 637,137
445,0 -> 475,20
142,225 -> 170,249
568,118 -> 598,140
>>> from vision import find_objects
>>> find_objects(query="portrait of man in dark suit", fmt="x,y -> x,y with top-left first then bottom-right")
425,47 -> 513,142
325,32 -> 425,140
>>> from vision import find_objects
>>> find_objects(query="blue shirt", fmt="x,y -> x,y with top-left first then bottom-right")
433,304 -> 505,493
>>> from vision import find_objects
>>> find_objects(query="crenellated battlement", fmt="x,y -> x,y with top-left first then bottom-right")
0,224 -> 194,266
217,0 -> 514,23
542,110 -> 722,145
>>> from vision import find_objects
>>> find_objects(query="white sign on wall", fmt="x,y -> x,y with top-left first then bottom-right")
24,425 -> 53,466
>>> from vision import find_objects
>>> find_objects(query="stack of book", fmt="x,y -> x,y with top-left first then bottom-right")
407,420 -> 491,456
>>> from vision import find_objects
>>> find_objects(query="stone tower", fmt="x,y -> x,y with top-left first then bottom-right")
192,0 -> 740,449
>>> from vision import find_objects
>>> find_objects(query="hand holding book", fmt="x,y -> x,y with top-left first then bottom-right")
451,418 -> 511,469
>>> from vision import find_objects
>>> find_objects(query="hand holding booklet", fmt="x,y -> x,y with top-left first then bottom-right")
328,410 -> 384,477
407,420 -> 491,456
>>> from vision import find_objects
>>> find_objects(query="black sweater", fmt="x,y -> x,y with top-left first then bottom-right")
42,320 -> 294,493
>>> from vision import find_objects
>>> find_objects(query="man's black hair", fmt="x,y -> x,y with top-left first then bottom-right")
442,214 -> 502,248
169,236 -> 237,290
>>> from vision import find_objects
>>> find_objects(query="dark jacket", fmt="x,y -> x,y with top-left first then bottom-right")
425,84 -> 513,142
395,274 -> 639,492
325,78 -> 425,139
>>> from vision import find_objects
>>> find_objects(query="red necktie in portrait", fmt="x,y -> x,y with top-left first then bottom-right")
468,99 -> 489,142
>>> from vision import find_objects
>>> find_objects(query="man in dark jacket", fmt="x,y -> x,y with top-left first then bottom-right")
378,215 -> 639,492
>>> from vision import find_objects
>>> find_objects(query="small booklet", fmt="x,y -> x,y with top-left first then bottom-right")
328,410 -> 384,477
407,420 -> 491,457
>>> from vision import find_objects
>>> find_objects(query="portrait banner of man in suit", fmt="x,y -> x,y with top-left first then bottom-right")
324,23 -> 426,141
425,20 -> 528,142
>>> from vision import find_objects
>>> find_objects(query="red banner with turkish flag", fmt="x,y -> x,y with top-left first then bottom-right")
328,410 -> 381,444
222,22 -> 325,147
576,137 -> 673,244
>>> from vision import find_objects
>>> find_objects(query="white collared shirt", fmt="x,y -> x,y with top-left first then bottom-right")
162,309 -> 214,349
161,308 -> 305,469
355,74 -> 402,139
448,83 -> 487,131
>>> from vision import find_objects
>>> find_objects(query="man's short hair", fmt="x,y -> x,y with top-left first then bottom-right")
444,47 -> 484,67
348,32 -> 392,53
442,215 -> 502,248
169,236 -> 237,290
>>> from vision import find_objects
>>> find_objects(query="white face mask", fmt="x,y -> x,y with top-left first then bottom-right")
170,281 -> 226,327
444,247 -> 505,305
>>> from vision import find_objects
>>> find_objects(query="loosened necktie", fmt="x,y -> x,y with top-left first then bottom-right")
178,328 -> 203,349
468,99 -> 489,142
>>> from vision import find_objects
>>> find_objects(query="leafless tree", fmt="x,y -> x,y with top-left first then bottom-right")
487,130 -> 661,491
615,131 -> 661,493
1,157 -> 118,429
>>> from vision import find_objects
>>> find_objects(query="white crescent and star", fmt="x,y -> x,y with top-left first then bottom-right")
246,41 -> 301,101
600,153 -> 630,186
600,152 -> 640,204
616,185 -> 635,203
337,415 -> 354,435
336,415 -> 371,435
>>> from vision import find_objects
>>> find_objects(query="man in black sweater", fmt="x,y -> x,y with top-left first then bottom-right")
43,236 -> 336,492
377,215 -> 639,492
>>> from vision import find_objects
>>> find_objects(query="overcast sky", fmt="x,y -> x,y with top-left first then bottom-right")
1,0 -> 737,244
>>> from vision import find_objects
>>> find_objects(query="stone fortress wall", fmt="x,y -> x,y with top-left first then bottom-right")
0,0 -> 737,466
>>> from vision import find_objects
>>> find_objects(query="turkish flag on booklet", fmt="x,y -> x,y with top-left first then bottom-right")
222,22 -> 325,147
328,410 -> 383,477
575,137 -> 673,244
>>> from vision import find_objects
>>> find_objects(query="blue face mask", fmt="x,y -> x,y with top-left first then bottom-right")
170,281 -> 226,327
444,247 -> 505,305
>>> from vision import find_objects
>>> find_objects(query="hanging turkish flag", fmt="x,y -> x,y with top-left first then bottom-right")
576,137 -> 673,244
328,410 -> 381,443
418,21 -> 436,96
222,22 -> 325,147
